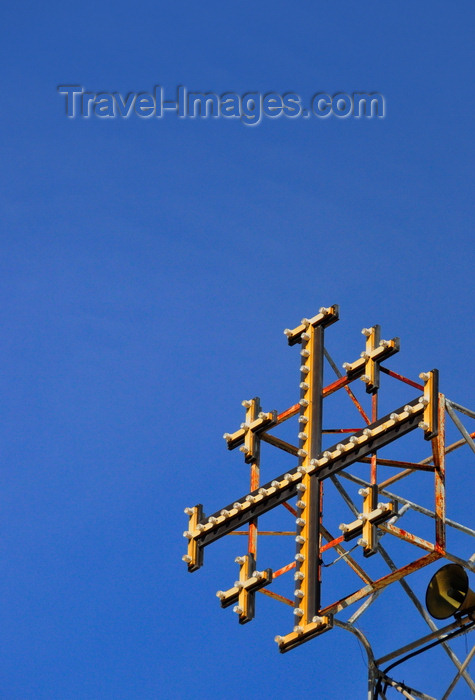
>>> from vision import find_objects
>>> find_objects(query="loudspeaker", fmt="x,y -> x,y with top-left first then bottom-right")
426,563 -> 475,620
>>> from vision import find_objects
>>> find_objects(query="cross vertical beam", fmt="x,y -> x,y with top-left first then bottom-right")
295,321 -> 324,625
243,398 -> 261,558
277,308 -> 338,651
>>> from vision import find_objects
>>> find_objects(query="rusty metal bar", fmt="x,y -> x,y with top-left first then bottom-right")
447,399 -> 475,421
321,524 -> 372,584
337,470 -> 474,538
441,643 -> 475,700
260,432 -> 298,456
433,394 -> 446,551
378,427 -> 475,489
441,551 -> 475,573
371,392 -> 378,485
276,402 -> 300,424
380,365 -> 424,391
320,534 -> 345,553
229,531 -> 295,536
329,475 -> 474,690
324,428 -> 362,433
446,400 -> 475,456
320,551 -> 442,617
324,348 -> 371,424
377,488 -> 475,539
274,379 -> 367,428
323,373 -> 353,397
347,591 -> 383,625
345,385 -> 371,425
257,588 -> 293,606
332,619 -> 378,700
378,674 -> 435,700
331,475 -> 360,517
377,545 -> 475,693
378,523 -> 435,552
281,501 -> 298,517
376,615 -> 475,666
358,457 -> 435,472
249,463 -> 259,555
273,561 -> 296,578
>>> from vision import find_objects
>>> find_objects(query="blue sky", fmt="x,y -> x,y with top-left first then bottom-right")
1,2 -> 475,698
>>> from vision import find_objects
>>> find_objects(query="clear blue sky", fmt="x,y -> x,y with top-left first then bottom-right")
1,2 -> 474,698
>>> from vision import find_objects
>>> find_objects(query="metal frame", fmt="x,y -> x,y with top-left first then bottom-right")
182,306 -> 474,698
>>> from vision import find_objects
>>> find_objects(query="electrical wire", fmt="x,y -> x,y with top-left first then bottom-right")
374,620 -> 475,699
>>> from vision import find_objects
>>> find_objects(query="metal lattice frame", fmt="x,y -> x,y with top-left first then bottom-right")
182,306 -> 474,698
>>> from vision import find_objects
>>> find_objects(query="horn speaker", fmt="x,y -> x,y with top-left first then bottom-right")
426,563 -> 475,619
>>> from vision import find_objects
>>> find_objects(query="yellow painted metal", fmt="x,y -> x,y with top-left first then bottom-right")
184,505 -> 203,572
364,325 -> 381,393
343,336 -> 400,377
238,555 -> 254,623
294,320 -> 321,627
275,616 -> 333,653
284,305 -> 339,345
243,398 -> 260,463
362,485 -> 377,556
421,369 -> 439,440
